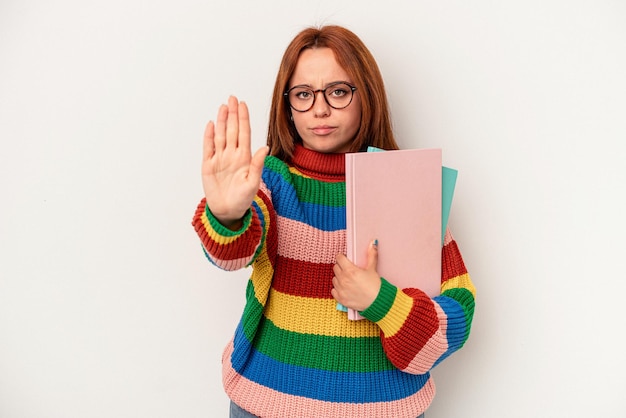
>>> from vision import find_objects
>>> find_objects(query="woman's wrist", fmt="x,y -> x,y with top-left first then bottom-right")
205,204 -> 251,234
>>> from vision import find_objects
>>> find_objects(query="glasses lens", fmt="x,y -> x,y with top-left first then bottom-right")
288,87 -> 315,112
325,83 -> 354,109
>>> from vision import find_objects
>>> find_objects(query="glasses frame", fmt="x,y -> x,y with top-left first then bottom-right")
284,81 -> 358,113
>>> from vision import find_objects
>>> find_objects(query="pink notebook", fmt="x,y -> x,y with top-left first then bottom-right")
344,149 -> 442,320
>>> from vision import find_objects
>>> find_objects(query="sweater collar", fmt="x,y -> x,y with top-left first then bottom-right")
289,144 -> 346,181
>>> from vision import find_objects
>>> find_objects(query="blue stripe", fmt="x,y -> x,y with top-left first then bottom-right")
263,169 -> 345,232
230,322 -> 429,403
297,202 -> 346,231
432,295 -> 468,366
201,245 -> 218,267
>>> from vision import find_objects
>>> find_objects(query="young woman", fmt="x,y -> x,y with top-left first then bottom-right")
192,25 -> 476,418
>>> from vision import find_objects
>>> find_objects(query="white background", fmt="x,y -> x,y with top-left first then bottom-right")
1,1 -> 625,417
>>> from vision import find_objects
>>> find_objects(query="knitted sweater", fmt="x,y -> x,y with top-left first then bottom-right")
192,144 -> 475,418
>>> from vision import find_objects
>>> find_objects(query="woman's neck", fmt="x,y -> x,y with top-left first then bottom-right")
288,144 -> 346,181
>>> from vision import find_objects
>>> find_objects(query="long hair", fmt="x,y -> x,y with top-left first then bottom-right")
267,25 -> 399,160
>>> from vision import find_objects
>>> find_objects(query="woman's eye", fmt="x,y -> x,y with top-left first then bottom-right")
296,90 -> 312,99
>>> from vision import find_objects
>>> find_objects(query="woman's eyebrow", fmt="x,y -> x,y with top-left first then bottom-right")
289,80 -> 352,89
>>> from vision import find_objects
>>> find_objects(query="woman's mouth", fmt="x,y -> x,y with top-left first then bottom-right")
311,125 -> 336,135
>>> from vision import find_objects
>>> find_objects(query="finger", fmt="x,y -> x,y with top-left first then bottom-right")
331,277 -> 340,299
238,101 -> 252,156
247,146 -> 269,184
335,253 -> 358,271
214,103 -> 228,152
225,96 -> 240,149
203,121 -> 215,162
335,253 -> 348,269
367,239 -> 379,271
333,262 -> 341,277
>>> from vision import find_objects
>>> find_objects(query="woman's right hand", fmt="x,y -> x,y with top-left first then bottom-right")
202,96 -> 269,230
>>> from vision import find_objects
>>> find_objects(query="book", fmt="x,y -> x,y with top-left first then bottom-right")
441,166 -> 458,244
368,146 -> 457,244
340,148 -> 448,320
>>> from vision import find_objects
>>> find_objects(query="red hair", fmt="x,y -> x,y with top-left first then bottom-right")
267,25 -> 399,160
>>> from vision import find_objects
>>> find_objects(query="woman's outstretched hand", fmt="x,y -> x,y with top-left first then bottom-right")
202,96 -> 269,230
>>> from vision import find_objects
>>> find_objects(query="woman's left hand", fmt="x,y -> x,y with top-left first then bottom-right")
332,240 -> 382,312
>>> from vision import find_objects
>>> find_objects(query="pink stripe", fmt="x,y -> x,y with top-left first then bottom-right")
259,181 -> 271,196
208,253 -> 253,270
402,303 -> 449,374
277,216 -> 346,264
221,341 -> 435,418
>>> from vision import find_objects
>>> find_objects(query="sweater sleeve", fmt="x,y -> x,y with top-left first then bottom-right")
191,181 -> 275,271
360,228 -> 476,374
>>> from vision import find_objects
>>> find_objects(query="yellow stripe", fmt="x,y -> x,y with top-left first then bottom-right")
376,291 -> 414,337
200,191 -> 273,247
249,252 -> 274,306
441,273 -> 476,298
288,166 -> 311,178
248,195 -> 273,306
200,211 -> 240,245
265,290 -> 380,337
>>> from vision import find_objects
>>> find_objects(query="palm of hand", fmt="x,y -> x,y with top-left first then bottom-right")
202,96 -> 268,227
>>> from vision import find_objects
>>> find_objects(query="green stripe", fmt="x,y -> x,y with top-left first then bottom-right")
291,174 -> 345,207
239,283 -> 393,372
265,156 -> 346,207
253,318 -> 395,372
205,205 -> 252,237
241,280 -> 266,338
360,278 -> 397,323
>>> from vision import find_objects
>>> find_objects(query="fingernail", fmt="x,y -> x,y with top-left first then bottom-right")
373,239 -> 378,248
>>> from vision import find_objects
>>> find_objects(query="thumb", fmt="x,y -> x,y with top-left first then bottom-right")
367,239 -> 378,271
248,145 -> 269,182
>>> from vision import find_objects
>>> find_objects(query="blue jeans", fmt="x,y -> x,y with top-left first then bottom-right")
229,402 -> 258,417
230,401 -> 424,417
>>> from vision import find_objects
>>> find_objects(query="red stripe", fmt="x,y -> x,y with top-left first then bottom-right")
271,256 -> 334,299
381,288 -> 439,370
191,199 -> 263,261
441,239 -> 467,283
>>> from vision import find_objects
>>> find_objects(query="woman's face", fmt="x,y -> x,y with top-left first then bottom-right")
288,47 -> 362,154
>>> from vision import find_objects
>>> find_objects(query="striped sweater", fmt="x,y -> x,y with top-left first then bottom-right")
192,144 -> 475,418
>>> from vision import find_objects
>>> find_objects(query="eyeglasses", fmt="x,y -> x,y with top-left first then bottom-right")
284,82 -> 358,113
